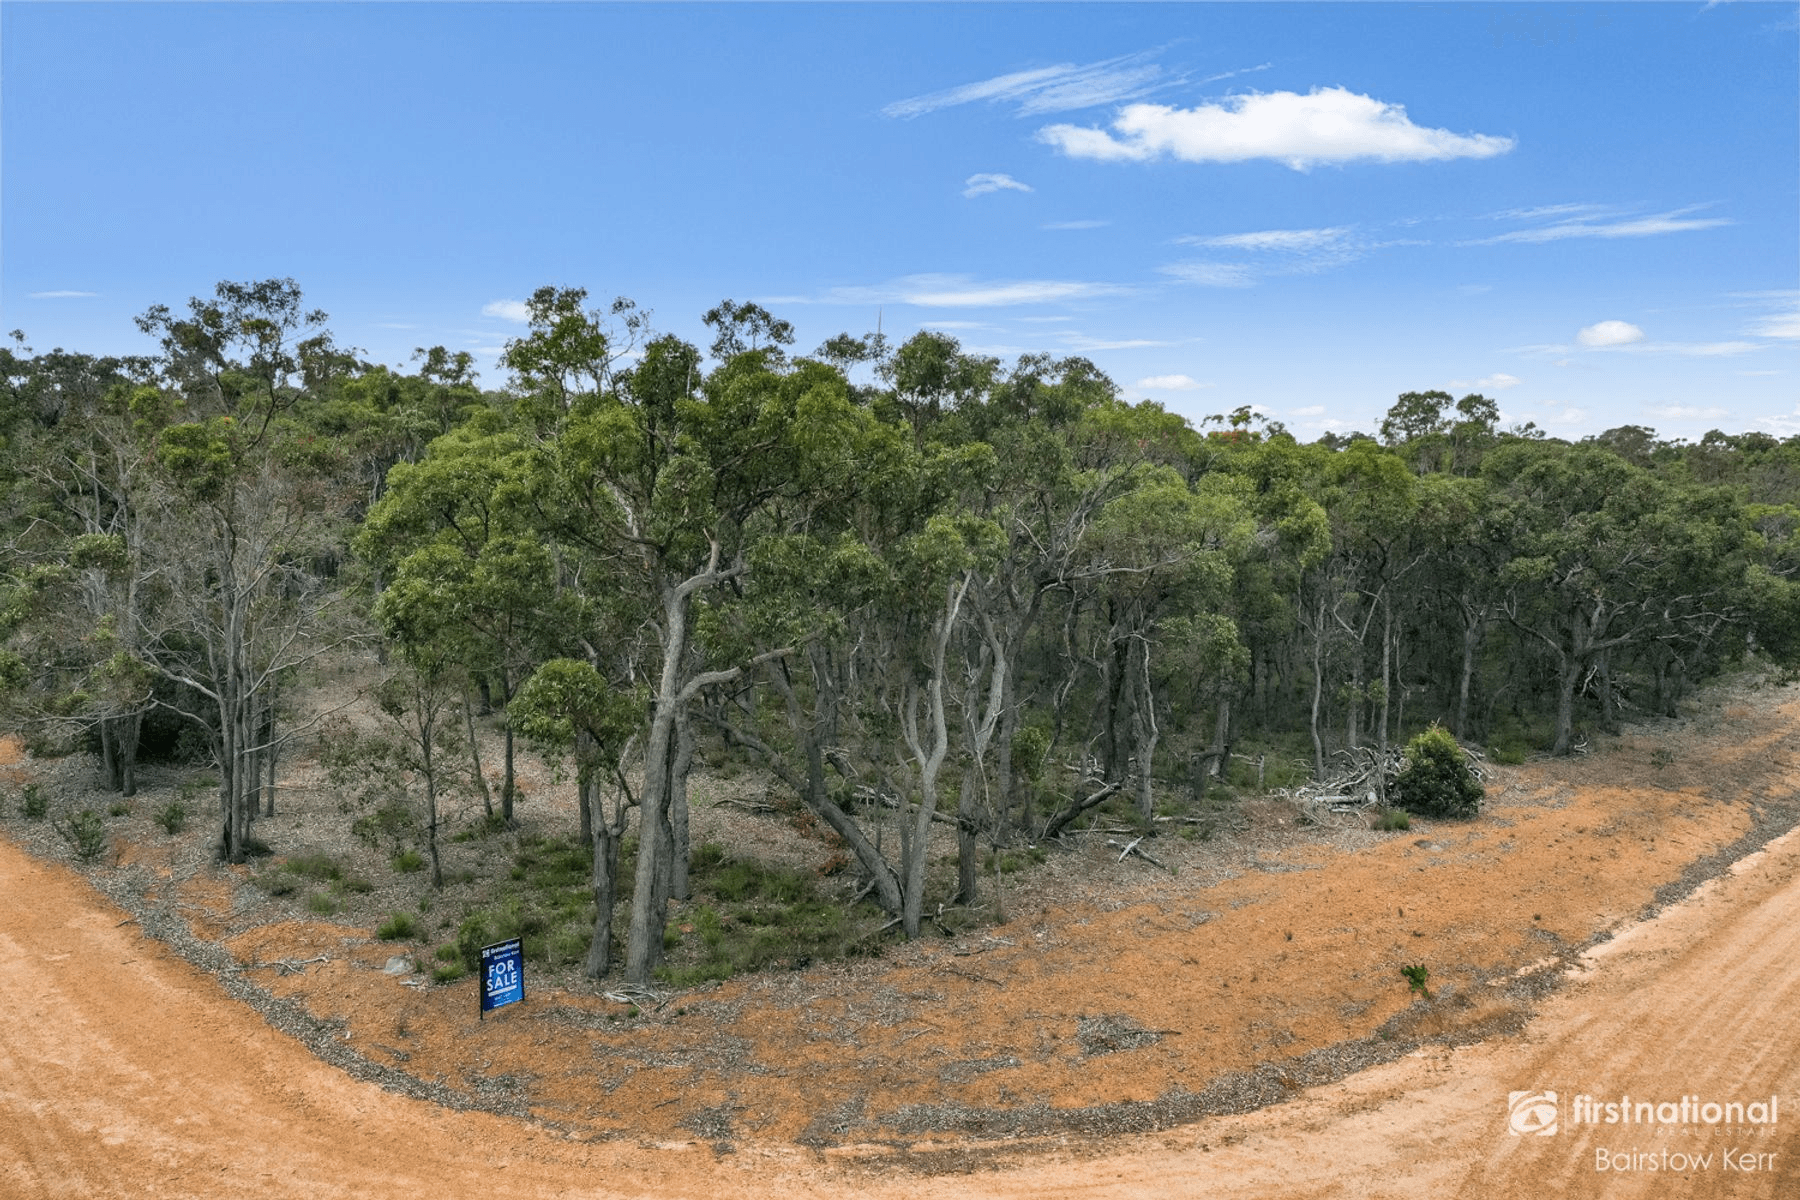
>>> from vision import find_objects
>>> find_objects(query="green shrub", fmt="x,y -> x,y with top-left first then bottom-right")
22,784 -> 48,820
434,942 -> 460,963
352,802 -> 419,851
336,876 -> 375,895
60,809 -> 109,862
1373,808 -> 1412,832
546,924 -> 590,966
391,848 -> 425,874
283,853 -> 344,882
1391,725 -> 1484,819
431,962 -> 466,984
108,801 -> 132,818
306,892 -> 340,916
155,801 -> 188,835
377,912 -> 419,941
1401,963 -> 1432,999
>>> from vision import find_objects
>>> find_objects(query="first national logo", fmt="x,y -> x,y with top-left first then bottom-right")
1510,1091 -> 1559,1136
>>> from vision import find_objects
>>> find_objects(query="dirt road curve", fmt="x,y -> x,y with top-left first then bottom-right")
2,825 -> 1796,1199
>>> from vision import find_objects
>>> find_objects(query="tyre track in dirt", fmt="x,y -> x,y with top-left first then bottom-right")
4,809 -> 1797,1197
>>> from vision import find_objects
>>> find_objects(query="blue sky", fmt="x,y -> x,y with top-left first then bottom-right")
3,2 -> 1796,441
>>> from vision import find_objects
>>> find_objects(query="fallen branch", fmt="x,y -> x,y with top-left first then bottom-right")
1106,837 -> 1171,871
247,955 -> 329,976
603,984 -> 671,1010
1041,780 -> 1123,841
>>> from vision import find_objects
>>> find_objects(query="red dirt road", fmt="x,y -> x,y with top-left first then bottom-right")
2,816 -> 1795,1198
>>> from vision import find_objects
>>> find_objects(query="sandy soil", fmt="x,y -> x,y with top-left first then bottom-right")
2,683 -> 1797,1197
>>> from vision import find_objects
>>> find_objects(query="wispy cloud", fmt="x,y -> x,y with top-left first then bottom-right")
1136,374 -> 1212,390
1482,202 -> 1613,223
1752,406 -> 1800,435
1520,322 -> 1763,359
1039,87 -> 1515,170
1197,62 -> 1273,86
1473,205 -> 1731,245
1163,225 -> 1367,288
1059,333 -> 1172,351
1043,219 -> 1110,231
1651,341 -> 1762,357
917,320 -> 991,331
482,299 -> 531,323
884,51 -> 1167,119
1448,373 -> 1522,391
29,290 -> 97,299
963,172 -> 1033,198
1159,262 -> 1256,288
1649,405 -> 1729,420
1179,226 -> 1351,251
1748,309 -> 1800,340
802,274 -> 1131,309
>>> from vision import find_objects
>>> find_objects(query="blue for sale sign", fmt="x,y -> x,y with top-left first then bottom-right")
479,938 -> 524,1016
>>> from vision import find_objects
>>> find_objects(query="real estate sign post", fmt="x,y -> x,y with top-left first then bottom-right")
479,938 -> 523,1019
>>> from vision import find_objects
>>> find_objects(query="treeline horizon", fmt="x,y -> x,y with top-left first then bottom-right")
5,277 -> 1799,985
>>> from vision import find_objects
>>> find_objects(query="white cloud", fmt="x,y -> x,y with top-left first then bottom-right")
1578,320 -> 1645,347
1043,219 -> 1110,230
963,172 -> 1033,198
28,290 -> 97,298
918,320 -> 991,330
1180,226 -> 1350,251
1198,63 -> 1273,86
1649,405 -> 1729,420
1038,87 -> 1515,170
1161,225 -> 1364,289
1752,407 -> 1800,435
1061,333 -> 1171,351
1484,202 -> 1612,222
1544,408 -> 1589,427
1748,309 -> 1800,340
1291,405 -> 1326,417
1136,374 -> 1212,390
482,299 -> 531,323
1476,206 -> 1731,245
884,52 -> 1165,119
817,274 -> 1130,308
1158,262 -> 1255,288
1739,369 -> 1783,377
1451,372 -> 1522,391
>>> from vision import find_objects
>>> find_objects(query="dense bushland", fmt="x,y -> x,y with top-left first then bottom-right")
5,280 -> 1799,984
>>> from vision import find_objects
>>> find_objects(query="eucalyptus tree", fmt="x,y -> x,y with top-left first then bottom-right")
512,658 -> 642,978
0,349 -> 161,791
478,294 -> 883,982
356,420 -> 575,822
1317,439 -> 1420,781
128,279 -> 363,859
